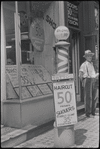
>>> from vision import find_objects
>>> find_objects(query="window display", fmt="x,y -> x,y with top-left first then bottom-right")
6,64 -> 53,100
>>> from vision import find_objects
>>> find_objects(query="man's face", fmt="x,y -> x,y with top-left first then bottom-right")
85,55 -> 93,62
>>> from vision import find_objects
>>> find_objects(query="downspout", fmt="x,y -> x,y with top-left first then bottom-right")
1,2 -> 7,124
58,1 -> 65,26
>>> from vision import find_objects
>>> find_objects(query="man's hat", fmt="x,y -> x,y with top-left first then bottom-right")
83,50 -> 94,57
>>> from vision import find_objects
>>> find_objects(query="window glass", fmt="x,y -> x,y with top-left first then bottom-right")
3,2 -> 16,65
18,1 -> 34,64
94,7 -> 99,30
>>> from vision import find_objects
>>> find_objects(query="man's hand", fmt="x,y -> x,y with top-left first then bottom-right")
79,71 -> 84,81
95,73 -> 99,79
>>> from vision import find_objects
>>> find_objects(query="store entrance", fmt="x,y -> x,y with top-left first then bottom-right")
69,30 -> 81,102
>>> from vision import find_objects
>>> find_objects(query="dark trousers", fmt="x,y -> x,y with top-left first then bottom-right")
83,78 -> 98,116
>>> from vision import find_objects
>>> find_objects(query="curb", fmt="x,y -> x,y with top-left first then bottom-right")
1,120 -> 54,148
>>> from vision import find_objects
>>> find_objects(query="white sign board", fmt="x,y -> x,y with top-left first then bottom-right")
53,80 -> 77,127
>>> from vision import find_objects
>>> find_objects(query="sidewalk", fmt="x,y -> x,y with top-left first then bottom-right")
15,108 -> 99,148
1,101 -> 85,148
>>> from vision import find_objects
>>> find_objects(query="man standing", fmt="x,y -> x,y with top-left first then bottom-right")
79,50 -> 99,118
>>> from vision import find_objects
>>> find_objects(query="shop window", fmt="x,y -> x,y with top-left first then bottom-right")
21,40 -> 34,64
18,2 -> 34,64
3,2 -> 16,65
3,1 -> 34,65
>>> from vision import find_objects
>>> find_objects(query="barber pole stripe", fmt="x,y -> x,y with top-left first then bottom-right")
57,47 -> 69,73
58,67 -> 68,73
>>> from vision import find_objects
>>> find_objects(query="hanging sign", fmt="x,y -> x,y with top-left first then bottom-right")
54,26 -> 70,41
29,18 -> 45,51
53,78 -> 77,127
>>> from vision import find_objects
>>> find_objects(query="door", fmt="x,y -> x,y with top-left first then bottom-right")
69,30 -> 81,102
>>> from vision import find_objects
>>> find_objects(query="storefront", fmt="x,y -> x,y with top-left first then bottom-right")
1,1 -> 99,128
64,1 -> 99,102
1,1 -> 61,128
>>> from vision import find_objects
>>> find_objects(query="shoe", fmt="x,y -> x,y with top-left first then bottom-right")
91,114 -> 95,116
86,114 -> 90,118
92,113 -> 99,116
90,115 -> 94,118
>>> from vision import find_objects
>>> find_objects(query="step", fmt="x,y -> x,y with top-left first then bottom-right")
1,121 -> 54,148
1,129 -> 27,147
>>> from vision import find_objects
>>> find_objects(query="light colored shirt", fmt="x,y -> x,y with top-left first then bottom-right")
79,60 -> 96,78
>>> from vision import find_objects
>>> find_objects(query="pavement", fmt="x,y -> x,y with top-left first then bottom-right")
14,108 -> 99,148
1,101 -> 85,148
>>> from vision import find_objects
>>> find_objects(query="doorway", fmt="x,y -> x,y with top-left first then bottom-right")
69,30 -> 81,102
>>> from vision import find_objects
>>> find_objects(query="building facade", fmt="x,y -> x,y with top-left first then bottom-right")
64,1 -> 99,102
1,1 -> 99,128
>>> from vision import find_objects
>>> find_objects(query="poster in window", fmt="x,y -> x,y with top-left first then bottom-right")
21,66 -> 35,86
27,65 -> 52,84
27,85 -> 42,97
6,65 -> 19,87
6,65 -> 35,87
6,74 -> 18,99
38,84 -> 52,95
15,87 -> 32,99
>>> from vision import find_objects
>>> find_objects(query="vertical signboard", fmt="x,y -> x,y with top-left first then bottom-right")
53,77 -> 77,127
67,1 -> 79,28
94,7 -> 99,30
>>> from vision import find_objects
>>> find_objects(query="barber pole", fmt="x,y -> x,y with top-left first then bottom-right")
55,26 -> 70,74
53,26 -> 76,148
57,45 -> 69,73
